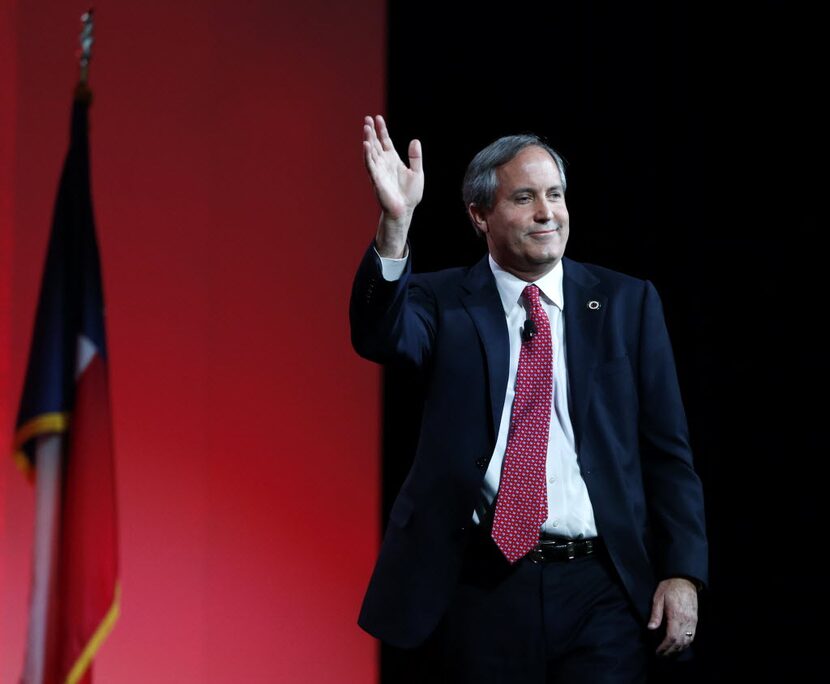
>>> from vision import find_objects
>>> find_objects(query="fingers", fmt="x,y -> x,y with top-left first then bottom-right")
362,117 -> 386,178
363,114 -> 393,152
362,140 -> 375,175
408,139 -> 423,174
375,115 -> 394,151
362,115 -> 424,178
647,592 -> 664,631
655,624 -> 697,657
654,609 -> 698,656
363,116 -> 381,156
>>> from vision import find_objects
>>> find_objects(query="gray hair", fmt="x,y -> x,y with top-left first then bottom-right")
462,135 -> 567,236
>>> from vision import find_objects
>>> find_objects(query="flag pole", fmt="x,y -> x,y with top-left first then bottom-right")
17,9 -> 119,682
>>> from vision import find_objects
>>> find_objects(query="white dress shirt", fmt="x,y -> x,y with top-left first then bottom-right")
378,250 -> 597,539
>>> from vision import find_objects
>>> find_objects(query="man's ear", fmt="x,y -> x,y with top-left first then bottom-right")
468,204 -> 488,235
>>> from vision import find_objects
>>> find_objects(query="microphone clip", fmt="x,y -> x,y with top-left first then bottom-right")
521,319 -> 537,342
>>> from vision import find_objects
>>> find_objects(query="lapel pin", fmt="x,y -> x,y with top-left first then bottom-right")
587,300 -> 601,310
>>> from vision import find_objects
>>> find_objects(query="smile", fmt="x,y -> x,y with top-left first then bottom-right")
528,227 -> 560,237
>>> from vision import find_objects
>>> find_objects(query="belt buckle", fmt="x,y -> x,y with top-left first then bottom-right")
528,546 -> 544,564
566,541 -> 576,560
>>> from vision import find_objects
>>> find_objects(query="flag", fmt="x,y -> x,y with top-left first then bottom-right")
13,86 -> 119,684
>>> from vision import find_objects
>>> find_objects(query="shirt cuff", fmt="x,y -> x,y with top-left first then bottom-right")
374,245 -> 409,281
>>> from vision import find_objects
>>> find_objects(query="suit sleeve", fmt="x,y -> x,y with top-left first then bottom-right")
349,244 -> 437,369
637,281 -> 708,587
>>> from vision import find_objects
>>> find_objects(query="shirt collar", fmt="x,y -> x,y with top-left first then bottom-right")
488,255 -> 565,315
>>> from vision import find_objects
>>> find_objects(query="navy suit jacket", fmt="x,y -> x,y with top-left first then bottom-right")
350,245 -> 708,649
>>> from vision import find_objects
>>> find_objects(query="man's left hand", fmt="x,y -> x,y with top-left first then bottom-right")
647,577 -> 698,656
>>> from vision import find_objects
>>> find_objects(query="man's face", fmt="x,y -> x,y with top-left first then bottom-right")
469,146 -> 569,281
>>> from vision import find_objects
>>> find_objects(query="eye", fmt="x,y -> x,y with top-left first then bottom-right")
515,194 -> 532,204
547,191 -> 562,200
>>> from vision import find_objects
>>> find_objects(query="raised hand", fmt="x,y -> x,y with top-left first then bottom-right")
363,115 -> 423,258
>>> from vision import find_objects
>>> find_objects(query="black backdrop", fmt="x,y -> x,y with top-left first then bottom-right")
377,1 -> 823,681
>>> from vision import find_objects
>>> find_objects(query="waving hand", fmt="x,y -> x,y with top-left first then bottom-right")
363,115 -> 423,258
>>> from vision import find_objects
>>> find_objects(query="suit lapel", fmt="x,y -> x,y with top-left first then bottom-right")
457,256 -> 607,457
460,256 -> 510,439
562,258 -> 606,454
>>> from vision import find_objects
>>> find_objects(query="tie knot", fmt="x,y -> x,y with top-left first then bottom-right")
523,284 -> 542,308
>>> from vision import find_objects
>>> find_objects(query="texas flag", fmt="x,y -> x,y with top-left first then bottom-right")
13,87 -> 119,684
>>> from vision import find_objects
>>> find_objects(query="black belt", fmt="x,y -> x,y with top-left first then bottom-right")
526,537 -> 604,563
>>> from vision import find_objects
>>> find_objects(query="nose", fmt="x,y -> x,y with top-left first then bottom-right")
534,198 -> 553,223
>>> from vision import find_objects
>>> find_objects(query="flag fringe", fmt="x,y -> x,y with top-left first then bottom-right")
65,582 -> 121,684
13,412 -> 71,476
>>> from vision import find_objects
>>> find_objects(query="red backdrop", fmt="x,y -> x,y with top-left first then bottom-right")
0,1 -> 384,682
0,1 -> 17,661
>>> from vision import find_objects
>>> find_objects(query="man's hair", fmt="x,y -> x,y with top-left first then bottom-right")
462,134 -> 567,237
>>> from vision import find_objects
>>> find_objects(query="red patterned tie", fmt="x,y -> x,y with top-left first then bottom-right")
491,284 -> 552,563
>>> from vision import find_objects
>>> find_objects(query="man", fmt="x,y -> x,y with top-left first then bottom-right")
351,115 -> 708,683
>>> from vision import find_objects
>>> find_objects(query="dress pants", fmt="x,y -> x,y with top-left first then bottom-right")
436,529 -> 649,684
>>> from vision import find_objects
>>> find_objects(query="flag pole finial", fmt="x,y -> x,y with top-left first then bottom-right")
75,9 -> 94,102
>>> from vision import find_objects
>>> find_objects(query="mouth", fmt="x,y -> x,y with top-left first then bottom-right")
528,226 -> 560,237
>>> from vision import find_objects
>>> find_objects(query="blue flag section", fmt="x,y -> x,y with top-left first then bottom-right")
14,93 -> 107,469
